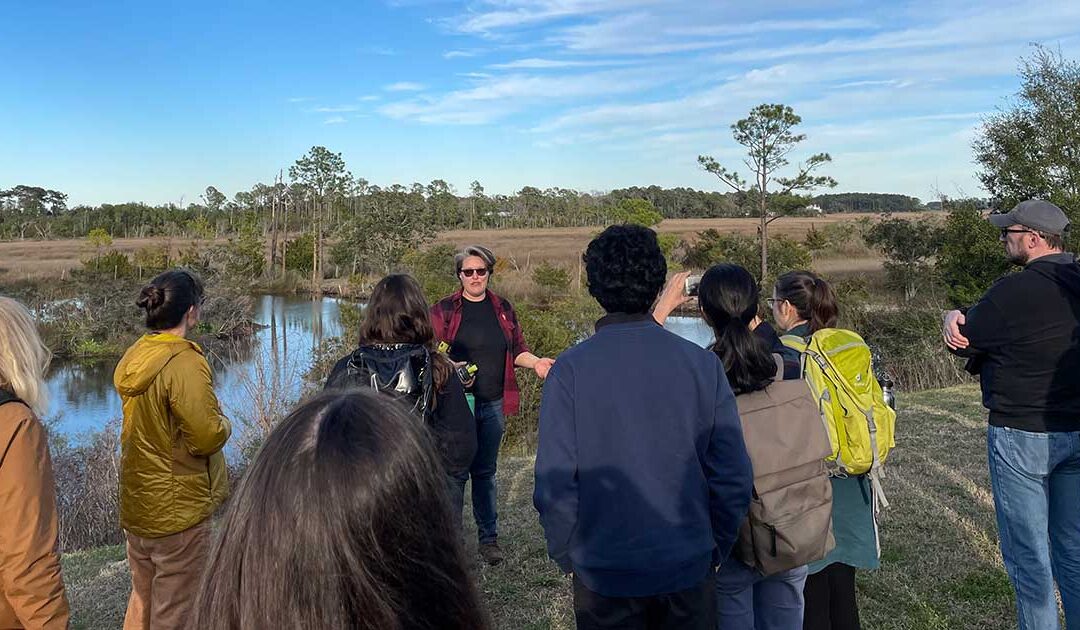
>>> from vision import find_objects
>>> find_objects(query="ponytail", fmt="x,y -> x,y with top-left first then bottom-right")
776,271 -> 838,333
699,264 -> 778,394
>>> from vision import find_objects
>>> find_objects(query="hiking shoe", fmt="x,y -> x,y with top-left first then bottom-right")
479,542 -> 505,566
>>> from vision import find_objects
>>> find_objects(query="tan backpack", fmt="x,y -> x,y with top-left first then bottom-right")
733,360 -> 835,575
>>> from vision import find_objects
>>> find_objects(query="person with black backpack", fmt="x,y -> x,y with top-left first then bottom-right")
325,274 -> 477,520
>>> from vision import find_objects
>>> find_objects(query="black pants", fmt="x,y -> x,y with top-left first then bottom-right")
803,563 -> 861,630
572,573 -> 716,630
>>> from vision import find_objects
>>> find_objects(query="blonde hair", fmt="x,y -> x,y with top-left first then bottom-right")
0,297 -> 52,416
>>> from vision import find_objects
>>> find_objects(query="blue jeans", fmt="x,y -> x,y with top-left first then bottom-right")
449,398 -> 505,545
988,425 -> 1080,630
715,557 -> 808,630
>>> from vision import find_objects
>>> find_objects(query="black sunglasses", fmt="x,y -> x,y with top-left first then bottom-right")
1000,228 -> 1035,237
460,268 -> 489,277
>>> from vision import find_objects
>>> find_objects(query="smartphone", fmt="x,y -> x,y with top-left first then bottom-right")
685,274 -> 702,297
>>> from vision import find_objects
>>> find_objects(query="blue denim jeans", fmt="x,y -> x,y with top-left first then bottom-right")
449,398 -> 505,545
987,425 -> 1080,630
715,557 -> 808,630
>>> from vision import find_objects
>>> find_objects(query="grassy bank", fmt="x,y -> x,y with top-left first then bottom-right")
62,385 -> 1019,630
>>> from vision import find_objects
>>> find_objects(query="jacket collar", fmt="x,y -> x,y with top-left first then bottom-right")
786,322 -> 812,339
1027,252 -> 1077,266
595,312 -> 657,331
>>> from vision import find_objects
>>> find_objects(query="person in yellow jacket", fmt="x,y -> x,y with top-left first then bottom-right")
113,269 -> 231,630
0,297 -> 70,630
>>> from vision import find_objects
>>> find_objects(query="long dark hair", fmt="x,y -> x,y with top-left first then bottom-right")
359,274 -> 452,395
193,390 -> 490,630
136,269 -> 204,330
699,264 -> 777,394
774,270 -> 839,333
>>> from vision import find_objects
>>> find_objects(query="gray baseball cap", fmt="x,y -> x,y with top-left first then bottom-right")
988,199 -> 1070,235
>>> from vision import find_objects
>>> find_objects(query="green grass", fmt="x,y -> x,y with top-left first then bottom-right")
63,385 -> 1024,629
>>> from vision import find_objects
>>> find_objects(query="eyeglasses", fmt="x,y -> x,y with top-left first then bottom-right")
460,268 -> 489,278
1000,228 -> 1034,237
766,298 -> 783,306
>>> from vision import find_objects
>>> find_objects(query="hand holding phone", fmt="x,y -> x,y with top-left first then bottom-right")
684,274 -> 702,297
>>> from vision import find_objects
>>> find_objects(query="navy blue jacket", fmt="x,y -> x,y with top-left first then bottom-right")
534,313 -> 753,598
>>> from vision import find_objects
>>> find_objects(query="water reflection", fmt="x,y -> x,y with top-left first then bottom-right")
46,295 -> 347,436
46,296 -> 710,436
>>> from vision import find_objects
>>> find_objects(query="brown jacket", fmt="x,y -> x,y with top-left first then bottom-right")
114,333 -> 230,538
0,399 -> 70,630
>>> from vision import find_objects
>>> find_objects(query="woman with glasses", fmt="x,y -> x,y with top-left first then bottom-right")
114,269 -> 231,630
772,271 -> 878,630
431,245 -> 555,566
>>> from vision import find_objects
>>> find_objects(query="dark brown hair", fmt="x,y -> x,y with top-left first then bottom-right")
193,389 -> 490,630
136,269 -> 204,330
774,270 -> 839,333
359,274 -> 452,395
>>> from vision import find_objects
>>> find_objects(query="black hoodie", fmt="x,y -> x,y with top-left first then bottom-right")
954,253 -> 1080,432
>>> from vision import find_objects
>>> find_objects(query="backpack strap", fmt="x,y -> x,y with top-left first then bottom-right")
0,388 -> 23,407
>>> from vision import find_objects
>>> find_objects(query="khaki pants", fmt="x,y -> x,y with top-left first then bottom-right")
123,520 -> 210,630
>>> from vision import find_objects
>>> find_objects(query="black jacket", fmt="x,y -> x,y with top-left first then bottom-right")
326,350 -> 478,476
953,253 -> 1080,432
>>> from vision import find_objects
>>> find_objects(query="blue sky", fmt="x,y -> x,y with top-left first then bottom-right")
2,0 -> 1079,206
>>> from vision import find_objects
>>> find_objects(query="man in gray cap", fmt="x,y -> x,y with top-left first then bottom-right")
943,199 -> 1080,630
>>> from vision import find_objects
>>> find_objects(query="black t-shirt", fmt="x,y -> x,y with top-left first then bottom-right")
450,296 -> 508,403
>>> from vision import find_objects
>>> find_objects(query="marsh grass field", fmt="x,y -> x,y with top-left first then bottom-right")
0,213 -> 916,281
62,385 -> 1021,630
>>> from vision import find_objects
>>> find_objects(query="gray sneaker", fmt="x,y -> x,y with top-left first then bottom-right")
479,542 -> 505,566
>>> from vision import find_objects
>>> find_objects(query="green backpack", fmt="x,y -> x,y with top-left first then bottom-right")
781,329 -> 896,509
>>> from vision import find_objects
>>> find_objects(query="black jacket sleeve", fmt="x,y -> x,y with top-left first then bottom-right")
432,376 -> 478,477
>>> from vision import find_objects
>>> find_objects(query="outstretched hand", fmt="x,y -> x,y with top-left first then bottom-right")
534,357 -> 555,379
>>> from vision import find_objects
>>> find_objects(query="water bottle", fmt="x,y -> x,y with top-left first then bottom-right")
882,377 -> 896,410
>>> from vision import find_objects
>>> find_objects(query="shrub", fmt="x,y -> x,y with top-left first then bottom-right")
132,245 -> 169,278
49,420 -> 124,551
936,201 -> 1013,306
284,233 -> 314,273
400,244 -> 459,304
81,250 -> 134,279
682,230 -> 811,283
865,216 -> 944,301
216,219 -> 264,280
843,304 -> 971,391
532,262 -> 571,293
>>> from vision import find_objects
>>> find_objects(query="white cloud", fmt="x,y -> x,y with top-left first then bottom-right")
323,116 -> 347,125
448,0 -> 660,35
489,57 -> 635,69
358,95 -> 381,102
385,81 -> 427,92
287,97 -> 314,103
444,49 -> 482,59
312,105 -> 362,112
379,67 -> 669,125
667,18 -> 878,37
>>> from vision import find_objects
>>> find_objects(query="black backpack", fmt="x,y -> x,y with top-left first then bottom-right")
326,344 -> 435,421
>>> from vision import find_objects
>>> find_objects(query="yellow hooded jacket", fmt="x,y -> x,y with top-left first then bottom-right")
114,333 -> 231,538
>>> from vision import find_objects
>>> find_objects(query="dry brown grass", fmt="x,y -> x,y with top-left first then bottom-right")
0,213 -> 927,281
63,386 -> 1026,630
436,213 -> 912,268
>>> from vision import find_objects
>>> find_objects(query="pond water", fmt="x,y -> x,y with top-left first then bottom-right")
45,296 -> 713,437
